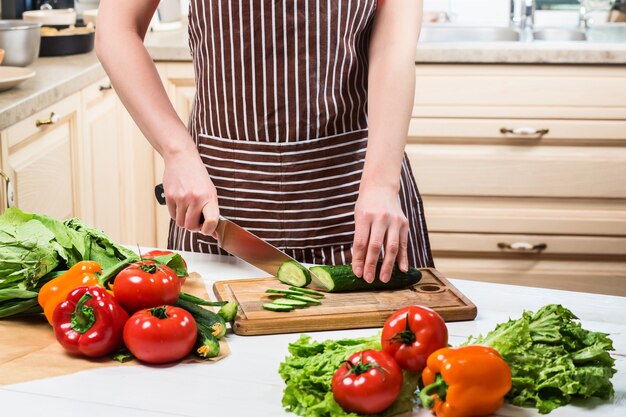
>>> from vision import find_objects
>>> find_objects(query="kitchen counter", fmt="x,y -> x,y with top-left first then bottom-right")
2,24 -> 626,131
0,251 -> 624,417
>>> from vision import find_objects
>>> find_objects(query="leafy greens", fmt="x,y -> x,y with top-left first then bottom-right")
464,304 -> 616,414
0,208 -> 139,318
278,334 -> 420,417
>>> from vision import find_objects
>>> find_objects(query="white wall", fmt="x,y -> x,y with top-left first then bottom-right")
424,0 -> 510,26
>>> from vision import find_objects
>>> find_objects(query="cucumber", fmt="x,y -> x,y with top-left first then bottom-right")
272,298 -> 309,307
265,288 -> 306,297
262,303 -> 294,312
175,298 -> 227,339
288,287 -> 325,298
286,294 -> 322,305
277,260 -> 311,287
309,263 -> 422,293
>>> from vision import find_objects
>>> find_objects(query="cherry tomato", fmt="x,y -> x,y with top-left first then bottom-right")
332,350 -> 403,415
113,260 -> 181,313
143,250 -> 188,285
123,305 -> 197,364
381,305 -> 448,373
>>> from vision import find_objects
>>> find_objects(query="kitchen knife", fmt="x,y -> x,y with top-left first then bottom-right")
154,184 -> 318,280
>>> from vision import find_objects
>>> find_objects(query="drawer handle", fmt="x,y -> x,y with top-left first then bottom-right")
99,84 -> 113,91
498,242 -> 547,253
0,170 -> 13,209
35,112 -> 60,127
500,127 -> 549,137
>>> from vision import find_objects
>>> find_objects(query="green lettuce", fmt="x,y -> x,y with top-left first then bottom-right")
278,334 -> 420,417
0,208 -> 139,318
465,304 -> 616,414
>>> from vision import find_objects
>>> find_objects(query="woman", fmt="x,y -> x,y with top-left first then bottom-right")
96,0 -> 433,284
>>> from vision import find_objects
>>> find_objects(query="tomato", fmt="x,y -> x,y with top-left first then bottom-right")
143,250 -> 188,285
123,305 -> 197,364
113,260 -> 181,313
381,305 -> 448,373
332,350 -> 403,415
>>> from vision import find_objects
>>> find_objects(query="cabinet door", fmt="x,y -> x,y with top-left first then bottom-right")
2,94 -> 82,220
155,63 -> 196,248
80,77 -> 124,242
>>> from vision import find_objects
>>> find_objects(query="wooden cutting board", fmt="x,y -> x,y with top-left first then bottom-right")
213,268 -> 477,336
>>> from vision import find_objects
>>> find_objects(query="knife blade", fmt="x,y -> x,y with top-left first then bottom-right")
154,183 -> 319,280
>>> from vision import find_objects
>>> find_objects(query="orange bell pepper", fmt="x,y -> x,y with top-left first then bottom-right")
38,261 -> 103,325
420,345 -> 512,417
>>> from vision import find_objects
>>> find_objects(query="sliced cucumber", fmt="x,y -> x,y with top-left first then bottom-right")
288,286 -> 325,298
286,294 -> 322,305
262,303 -> 295,312
265,288 -> 306,297
272,298 -> 309,307
277,260 -> 311,287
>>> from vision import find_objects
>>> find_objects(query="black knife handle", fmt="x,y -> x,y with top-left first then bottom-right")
154,183 -> 205,224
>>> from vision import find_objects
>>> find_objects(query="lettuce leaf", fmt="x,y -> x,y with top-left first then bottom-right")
278,334 -> 420,417
464,304 -> 616,414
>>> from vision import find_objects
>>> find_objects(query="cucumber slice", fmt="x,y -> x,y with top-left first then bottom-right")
265,288 -> 306,297
262,303 -> 294,312
272,298 -> 309,307
288,287 -> 326,298
308,266 -> 335,291
286,294 -> 322,305
277,261 -> 312,287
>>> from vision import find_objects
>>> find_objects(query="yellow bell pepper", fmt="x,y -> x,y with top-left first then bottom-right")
38,261 -> 102,325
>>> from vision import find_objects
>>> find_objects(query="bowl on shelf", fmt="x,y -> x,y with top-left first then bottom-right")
0,21 -> 41,67
23,9 -> 77,26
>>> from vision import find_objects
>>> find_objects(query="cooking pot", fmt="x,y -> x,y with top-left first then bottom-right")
0,20 -> 41,66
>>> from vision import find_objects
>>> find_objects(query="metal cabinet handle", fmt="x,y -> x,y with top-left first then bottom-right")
498,242 -> 547,252
99,84 -> 113,91
0,170 -> 14,209
35,112 -> 60,127
500,127 -> 549,137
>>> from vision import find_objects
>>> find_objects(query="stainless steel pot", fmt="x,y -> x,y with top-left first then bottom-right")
0,20 -> 42,67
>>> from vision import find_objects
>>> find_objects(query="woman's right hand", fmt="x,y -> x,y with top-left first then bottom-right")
162,142 -> 220,236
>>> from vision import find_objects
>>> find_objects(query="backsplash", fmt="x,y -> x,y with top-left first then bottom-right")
424,0 -> 510,25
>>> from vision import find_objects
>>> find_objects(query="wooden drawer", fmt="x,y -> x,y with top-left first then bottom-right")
433,255 -> 626,296
429,232 -> 626,257
413,65 -> 626,120
409,118 -> 626,145
423,196 -> 626,237
407,143 -> 626,199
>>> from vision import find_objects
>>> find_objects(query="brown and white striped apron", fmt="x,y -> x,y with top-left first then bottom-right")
168,0 -> 434,268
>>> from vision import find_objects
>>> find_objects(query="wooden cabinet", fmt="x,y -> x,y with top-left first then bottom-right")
409,64 -> 626,296
0,94 -> 82,220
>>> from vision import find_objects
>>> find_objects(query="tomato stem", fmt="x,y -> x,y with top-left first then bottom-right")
140,262 -> 158,274
149,306 -> 169,319
342,353 -> 388,379
387,313 -> 416,345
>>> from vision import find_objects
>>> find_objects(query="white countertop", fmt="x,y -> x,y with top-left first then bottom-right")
0,252 -> 624,417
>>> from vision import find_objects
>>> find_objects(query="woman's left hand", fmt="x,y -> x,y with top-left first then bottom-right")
351,186 -> 409,284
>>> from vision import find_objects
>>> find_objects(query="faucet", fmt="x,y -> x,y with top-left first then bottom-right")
578,0 -> 593,29
510,0 -> 535,40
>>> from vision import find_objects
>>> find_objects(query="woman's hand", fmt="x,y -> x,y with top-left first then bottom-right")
163,140 -> 220,236
351,185 -> 409,284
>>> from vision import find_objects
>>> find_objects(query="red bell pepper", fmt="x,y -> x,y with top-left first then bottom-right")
53,286 -> 129,358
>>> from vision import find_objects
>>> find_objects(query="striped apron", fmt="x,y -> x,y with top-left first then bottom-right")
168,0 -> 434,268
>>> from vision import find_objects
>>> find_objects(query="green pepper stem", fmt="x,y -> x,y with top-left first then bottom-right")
70,293 -> 96,334
419,374 -> 448,410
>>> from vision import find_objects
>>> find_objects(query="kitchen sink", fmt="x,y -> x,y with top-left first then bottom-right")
419,26 -> 521,42
533,28 -> 587,42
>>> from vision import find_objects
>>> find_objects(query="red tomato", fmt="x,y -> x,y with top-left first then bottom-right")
332,350 -> 403,415
113,260 -> 181,313
381,305 -> 448,373
143,250 -> 188,285
123,305 -> 197,364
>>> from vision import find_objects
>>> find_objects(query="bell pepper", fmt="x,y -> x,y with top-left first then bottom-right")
53,286 -> 129,358
420,345 -> 512,417
38,261 -> 102,324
